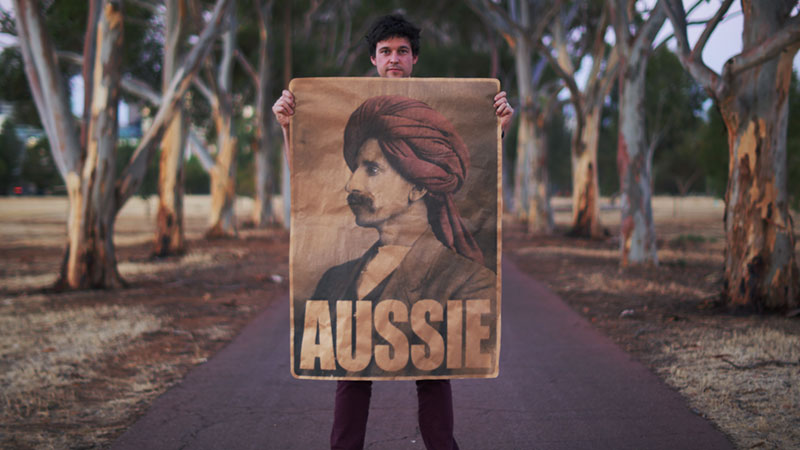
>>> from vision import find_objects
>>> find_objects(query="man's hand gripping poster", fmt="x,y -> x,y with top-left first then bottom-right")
289,78 -> 501,380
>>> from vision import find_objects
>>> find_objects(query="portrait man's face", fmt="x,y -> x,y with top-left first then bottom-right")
345,138 -> 422,228
370,36 -> 418,78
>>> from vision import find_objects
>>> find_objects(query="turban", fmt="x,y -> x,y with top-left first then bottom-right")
343,95 -> 483,264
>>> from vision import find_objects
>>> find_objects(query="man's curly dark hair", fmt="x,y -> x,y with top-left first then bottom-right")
365,14 -> 421,58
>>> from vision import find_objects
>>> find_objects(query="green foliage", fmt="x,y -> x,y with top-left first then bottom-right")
647,47 -> 708,195
546,109 -> 572,196
694,105 -> 728,197
0,50 -> 41,126
0,120 -> 22,193
21,138 -> 61,194
787,71 -> 800,210
597,48 -> 711,197
598,84 -> 620,196
185,156 -> 210,195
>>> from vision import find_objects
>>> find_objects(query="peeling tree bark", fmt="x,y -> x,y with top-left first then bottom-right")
15,0 -> 124,289
252,0 -> 277,228
547,5 -> 616,238
570,106 -> 603,237
511,0 -> 553,234
719,3 -> 800,310
67,0 -> 125,288
206,1 -> 238,238
14,0 -> 233,289
609,0 -> 665,266
154,0 -> 188,257
665,0 -> 800,310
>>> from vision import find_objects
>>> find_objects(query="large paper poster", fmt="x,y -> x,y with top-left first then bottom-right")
289,78 -> 501,380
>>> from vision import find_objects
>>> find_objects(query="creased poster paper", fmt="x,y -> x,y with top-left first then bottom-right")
289,78 -> 501,380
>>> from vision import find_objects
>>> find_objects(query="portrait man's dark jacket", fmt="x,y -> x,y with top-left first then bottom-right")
312,230 -> 496,306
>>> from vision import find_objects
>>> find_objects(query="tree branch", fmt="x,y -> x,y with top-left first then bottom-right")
692,0 -> 734,61
121,76 -> 162,106
608,0 -> 631,53
663,0 -> 721,96
12,0 -> 81,178
187,128 -> 214,172
192,77 -> 215,105
117,0 -> 233,205
465,0 -> 514,39
726,15 -> 800,77
58,50 -> 163,107
634,1 -> 667,56
81,0 -> 101,150
127,0 -> 164,15
234,48 -> 258,88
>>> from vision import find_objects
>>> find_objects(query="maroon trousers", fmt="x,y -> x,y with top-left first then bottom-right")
330,380 -> 460,450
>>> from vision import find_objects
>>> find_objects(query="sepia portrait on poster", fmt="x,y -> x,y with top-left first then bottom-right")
289,78 -> 502,380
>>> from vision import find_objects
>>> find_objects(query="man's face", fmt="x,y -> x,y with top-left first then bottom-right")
370,36 -> 418,78
345,139 -> 417,228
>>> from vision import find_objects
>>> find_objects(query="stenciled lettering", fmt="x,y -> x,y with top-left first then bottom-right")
465,299 -> 492,369
374,300 -> 409,371
446,300 -> 463,369
298,298 -> 493,374
299,300 -> 336,370
410,300 -> 445,370
336,300 -> 372,371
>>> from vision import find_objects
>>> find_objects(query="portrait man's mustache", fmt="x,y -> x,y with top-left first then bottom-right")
346,192 -> 376,213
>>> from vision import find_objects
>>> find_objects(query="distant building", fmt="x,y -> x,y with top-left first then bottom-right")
0,101 -> 12,126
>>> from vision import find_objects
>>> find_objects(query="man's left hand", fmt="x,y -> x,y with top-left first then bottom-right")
494,91 -> 514,134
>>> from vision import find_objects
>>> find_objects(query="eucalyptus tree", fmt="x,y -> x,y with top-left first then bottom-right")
154,0 -> 190,256
234,0 -> 278,228
467,0 -> 564,235
664,0 -> 800,311
546,0 -> 618,238
189,0 -> 239,238
607,0 -> 667,266
252,0 -> 277,228
12,0 -> 233,289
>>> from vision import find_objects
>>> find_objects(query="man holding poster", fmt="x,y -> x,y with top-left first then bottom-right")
274,14 -> 512,450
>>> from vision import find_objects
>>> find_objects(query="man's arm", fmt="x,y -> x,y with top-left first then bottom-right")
494,91 -> 514,135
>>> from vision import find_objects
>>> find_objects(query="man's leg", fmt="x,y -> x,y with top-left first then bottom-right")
331,380 -> 372,450
416,380 -> 460,450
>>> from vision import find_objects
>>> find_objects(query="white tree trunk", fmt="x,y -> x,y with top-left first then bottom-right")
610,0 -> 665,266
617,61 -> 657,265
524,113 -> 553,234
512,0 -> 553,233
512,7 -> 531,220
570,105 -> 602,237
252,0 -> 276,228
207,2 -> 238,238
154,0 -> 187,256
67,1 -> 124,288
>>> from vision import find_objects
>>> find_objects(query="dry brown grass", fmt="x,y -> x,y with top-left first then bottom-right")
0,195 -> 289,449
659,326 -> 800,449
510,196 -> 800,450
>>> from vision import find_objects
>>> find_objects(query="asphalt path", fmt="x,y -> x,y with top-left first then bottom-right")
112,259 -> 734,449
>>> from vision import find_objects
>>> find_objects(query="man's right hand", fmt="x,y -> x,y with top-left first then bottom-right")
272,89 -> 295,129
